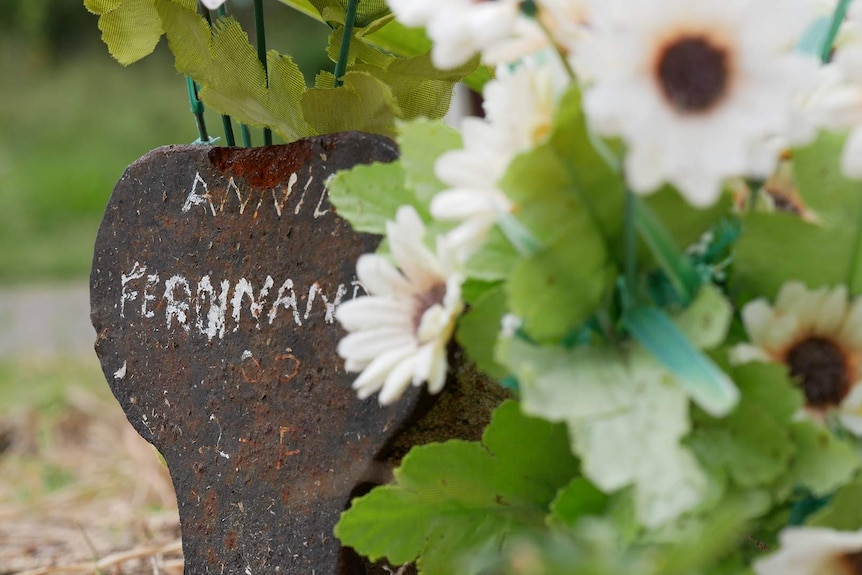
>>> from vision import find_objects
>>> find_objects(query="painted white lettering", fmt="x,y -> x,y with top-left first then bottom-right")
273,172 -> 298,217
305,282 -> 347,324
231,276 -> 275,330
196,275 -> 229,340
294,175 -> 313,215
315,175 -> 334,218
120,262 -> 147,318
182,172 -> 215,215
164,275 -> 192,331
269,279 -> 302,326
141,273 -> 160,319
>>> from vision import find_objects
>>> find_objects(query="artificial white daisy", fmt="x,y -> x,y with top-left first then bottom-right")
579,0 -> 820,207
432,58 -> 565,262
754,526 -> 862,575
387,0 -> 522,69
479,0 -> 590,66
793,63 -> 862,179
335,206 -> 464,405
732,282 -> 862,434
798,3 -> 862,179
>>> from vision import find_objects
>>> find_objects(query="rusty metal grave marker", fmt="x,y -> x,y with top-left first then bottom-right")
90,132 -> 425,574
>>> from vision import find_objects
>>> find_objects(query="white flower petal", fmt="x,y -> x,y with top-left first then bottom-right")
387,206 -> 444,289
335,297 -> 412,331
579,0 -> 820,206
425,345 -> 449,394
378,354 -> 420,405
355,254 -> 410,297
351,346 -> 416,400
755,527 -> 862,575
338,327 -> 416,366
814,286 -> 849,334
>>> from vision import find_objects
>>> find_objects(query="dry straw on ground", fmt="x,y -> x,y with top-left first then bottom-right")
0,358 -> 183,575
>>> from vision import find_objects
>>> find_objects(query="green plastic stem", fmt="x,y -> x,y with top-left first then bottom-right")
623,188 -> 637,306
822,0 -> 853,63
253,0 -> 273,145
186,77 -> 210,143
334,0 -> 360,87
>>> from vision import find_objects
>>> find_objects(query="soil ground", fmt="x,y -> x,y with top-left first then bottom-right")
0,283 -> 183,575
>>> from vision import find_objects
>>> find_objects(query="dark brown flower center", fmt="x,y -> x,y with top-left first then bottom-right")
656,35 -> 729,113
786,336 -> 850,408
838,550 -> 862,575
412,282 -> 447,331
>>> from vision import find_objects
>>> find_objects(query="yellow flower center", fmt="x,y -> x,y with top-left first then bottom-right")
656,34 -> 730,113
786,336 -> 851,408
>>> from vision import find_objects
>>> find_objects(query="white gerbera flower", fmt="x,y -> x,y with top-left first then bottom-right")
335,206 -> 464,405
432,58 -> 565,261
796,64 -> 862,178
387,0 -> 522,69
732,282 -> 862,434
480,0 -> 590,66
579,0 -> 820,207
797,4 -> 862,179
755,527 -> 862,575
200,0 -> 227,9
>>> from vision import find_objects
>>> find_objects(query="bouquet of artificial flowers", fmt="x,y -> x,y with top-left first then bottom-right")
87,0 -> 862,572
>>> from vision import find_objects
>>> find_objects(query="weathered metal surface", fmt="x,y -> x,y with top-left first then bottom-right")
90,133 -> 424,575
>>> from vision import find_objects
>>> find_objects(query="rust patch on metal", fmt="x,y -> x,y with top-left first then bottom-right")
90,132 -> 422,574
208,143 -> 316,190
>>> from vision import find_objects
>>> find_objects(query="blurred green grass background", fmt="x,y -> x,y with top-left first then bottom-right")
0,5 -> 334,568
0,0 -> 331,284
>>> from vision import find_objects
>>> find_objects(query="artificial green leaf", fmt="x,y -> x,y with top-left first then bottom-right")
794,131 -> 862,228
634,197 -> 701,304
498,339 -> 630,423
549,87 -> 625,249
362,16 -> 432,56
807,474 -> 862,530
156,1 -> 312,140
461,279 -> 502,305
549,478 -> 608,529
737,132 -> 862,297
275,0 -> 321,20
688,362 -> 799,489
644,187 -> 733,258
624,306 -> 738,417
464,226 -> 520,282
734,212 -> 855,299
354,52 -> 477,121
327,161 -> 427,234
397,119 -> 462,205
508,224 -> 613,342
788,422 -> 860,496
302,71 -> 400,136
85,0 -> 169,65
456,285 -> 509,380
335,400 -> 579,574
673,285 -> 733,349
310,0 -> 390,27
502,143 -> 591,247
326,24 -> 393,68
499,339 -> 708,527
